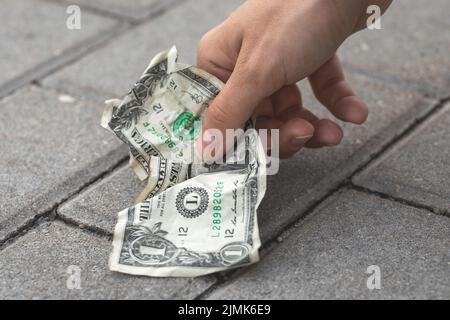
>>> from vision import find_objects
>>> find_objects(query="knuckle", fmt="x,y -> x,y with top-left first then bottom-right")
236,54 -> 265,91
239,58 -> 261,81
198,27 -> 221,59
238,43 -> 283,93
197,33 -> 210,53
197,33 -> 214,64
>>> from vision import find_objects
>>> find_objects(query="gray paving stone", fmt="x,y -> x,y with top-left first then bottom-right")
0,0 -> 118,95
0,86 -> 128,243
207,190 -> 450,300
58,165 -> 146,233
258,74 -> 434,243
0,221 -> 214,299
57,0 -> 184,21
354,103 -> 450,214
42,0 -> 245,101
340,0 -> 450,98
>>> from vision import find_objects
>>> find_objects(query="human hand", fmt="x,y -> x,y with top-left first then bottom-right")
197,0 -> 392,158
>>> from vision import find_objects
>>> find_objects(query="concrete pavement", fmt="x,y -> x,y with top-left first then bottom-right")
0,0 -> 448,299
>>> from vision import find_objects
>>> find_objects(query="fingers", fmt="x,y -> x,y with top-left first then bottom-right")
256,82 -> 344,156
197,29 -> 352,161
200,47 -> 277,159
269,84 -> 343,148
197,24 -> 280,160
270,84 -> 303,117
197,22 -> 240,82
255,116 -> 282,152
201,68 -> 264,144
257,116 -> 314,159
309,54 -> 368,124
254,98 -> 274,118
263,85 -> 314,157
198,28 -> 262,159
279,118 -> 315,158
305,119 -> 343,148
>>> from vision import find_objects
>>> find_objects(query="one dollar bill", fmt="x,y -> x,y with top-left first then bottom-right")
102,47 -> 267,277
101,46 -> 224,180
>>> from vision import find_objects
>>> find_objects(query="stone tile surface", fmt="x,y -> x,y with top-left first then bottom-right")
42,0 -> 245,101
354,103 -> 450,214
0,0 -> 118,92
340,0 -> 450,98
0,221 -> 214,299
258,74 -> 434,242
208,190 -> 450,300
58,0 -> 184,20
0,86 -> 127,242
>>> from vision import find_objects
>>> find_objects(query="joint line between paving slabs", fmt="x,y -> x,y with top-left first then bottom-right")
2,24 -> 127,96
350,184 -> 449,218
194,182 -> 350,300
40,0 -> 186,24
0,155 -> 129,253
0,22 -> 130,100
350,96 -> 450,179
40,0 -> 138,23
194,96 -> 450,299
56,213 -> 113,240
195,179 -> 448,300
259,97 -> 450,251
54,155 -> 130,210
0,0 -> 187,100
0,209 -> 57,252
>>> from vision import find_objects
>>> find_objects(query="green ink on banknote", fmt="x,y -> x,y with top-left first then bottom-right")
172,112 -> 200,141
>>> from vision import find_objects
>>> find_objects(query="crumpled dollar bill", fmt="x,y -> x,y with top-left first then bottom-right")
101,47 -> 267,277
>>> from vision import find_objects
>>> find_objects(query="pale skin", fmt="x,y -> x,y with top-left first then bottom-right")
197,0 -> 393,158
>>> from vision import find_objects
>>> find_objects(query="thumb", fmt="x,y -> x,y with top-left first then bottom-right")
200,61 -> 268,160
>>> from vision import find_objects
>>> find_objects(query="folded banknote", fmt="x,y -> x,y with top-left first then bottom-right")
101,47 -> 267,277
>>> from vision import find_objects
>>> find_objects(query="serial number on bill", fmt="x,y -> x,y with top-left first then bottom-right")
178,304 -> 271,317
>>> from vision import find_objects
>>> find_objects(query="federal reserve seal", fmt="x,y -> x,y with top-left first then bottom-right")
176,187 -> 209,219
172,112 -> 200,141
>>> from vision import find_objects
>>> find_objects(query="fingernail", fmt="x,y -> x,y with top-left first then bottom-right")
291,135 -> 313,147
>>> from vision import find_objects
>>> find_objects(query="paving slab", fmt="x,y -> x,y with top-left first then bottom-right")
55,0 -> 184,21
354,103 -> 450,214
42,0 -> 245,101
58,165 -> 146,233
0,0 -> 119,97
257,74 -> 434,243
0,86 -> 128,243
0,221 -> 214,299
207,190 -> 450,300
340,0 -> 450,98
